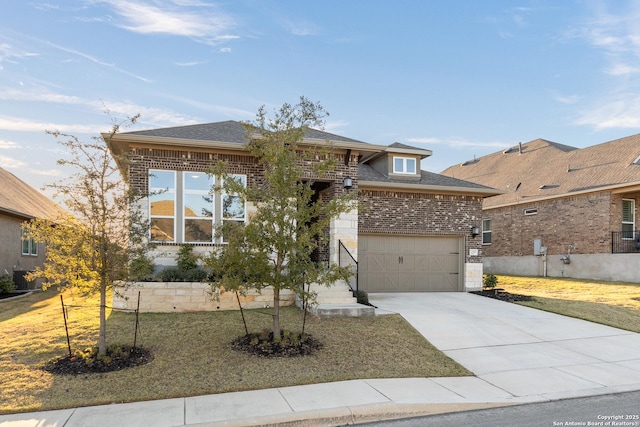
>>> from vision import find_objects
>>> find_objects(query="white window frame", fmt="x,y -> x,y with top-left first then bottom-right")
148,170 -> 247,244
21,229 -> 37,256
149,170 -> 177,243
221,174 -> 247,244
524,208 -> 538,216
393,157 -> 417,174
183,172 -> 215,244
622,199 -> 635,240
482,219 -> 492,245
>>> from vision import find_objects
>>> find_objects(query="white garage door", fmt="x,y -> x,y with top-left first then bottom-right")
359,235 -> 463,292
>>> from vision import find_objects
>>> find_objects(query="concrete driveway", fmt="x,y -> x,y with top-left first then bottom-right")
369,292 -> 640,400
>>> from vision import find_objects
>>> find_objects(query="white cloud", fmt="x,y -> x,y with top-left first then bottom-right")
551,91 -> 580,104
47,41 -> 151,83
575,94 -> 640,129
175,60 -> 205,66
409,136 -> 511,150
95,0 -> 239,45
323,120 -> 349,135
0,139 -> 19,149
0,154 -> 27,169
0,42 -> 38,64
0,116 -> 102,134
605,63 -> 640,76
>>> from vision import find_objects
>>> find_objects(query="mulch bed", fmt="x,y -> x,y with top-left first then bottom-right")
471,289 -> 533,303
232,330 -> 322,357
43,345 -> 153,375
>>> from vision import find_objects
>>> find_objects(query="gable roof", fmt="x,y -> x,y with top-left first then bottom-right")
0,168 -> 67,221
441,135 -> 640,208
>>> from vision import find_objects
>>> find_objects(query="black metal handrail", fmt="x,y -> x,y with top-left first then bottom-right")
611,230 -> 640,253
338,240 -> 358,294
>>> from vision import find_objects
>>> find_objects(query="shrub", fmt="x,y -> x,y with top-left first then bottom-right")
159,267 -> 184,282
483,274 -> 498,289
177,244 -> 199,272
129,254 -> 155,281
0,274 -> 16,293
159,266 -> 208,282
355,290 -> 369,305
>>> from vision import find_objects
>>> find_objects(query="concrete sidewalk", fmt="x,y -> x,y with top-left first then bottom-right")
2,292 -> 640,426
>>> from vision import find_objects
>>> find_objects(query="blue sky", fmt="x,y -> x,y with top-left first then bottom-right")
2,1 -> 640,196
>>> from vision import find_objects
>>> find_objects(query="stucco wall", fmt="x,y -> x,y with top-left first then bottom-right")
484,253 -> 640,283
0,215 -> 45,287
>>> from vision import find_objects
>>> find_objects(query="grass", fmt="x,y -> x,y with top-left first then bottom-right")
0,288 -> 470,415
497,275 -> 640,333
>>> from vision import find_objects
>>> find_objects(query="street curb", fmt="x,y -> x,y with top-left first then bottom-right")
190,401 -> 517,426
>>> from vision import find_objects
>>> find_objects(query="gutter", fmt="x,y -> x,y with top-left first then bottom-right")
359,180 -> 503,197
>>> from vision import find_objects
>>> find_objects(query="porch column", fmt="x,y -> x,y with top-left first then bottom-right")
329,207 -> 358,265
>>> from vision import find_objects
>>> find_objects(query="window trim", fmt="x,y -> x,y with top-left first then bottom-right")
524,208 -> 538,216
149,170 -> 247,244
392,156 -> 417,175
482,219 -> 492,245
21,229 -> 38,256
149,170 -> 177,243
622,199 -> 635,240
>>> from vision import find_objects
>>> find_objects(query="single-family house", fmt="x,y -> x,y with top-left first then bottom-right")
106,121 -> 499,312
441,135 -> 640,282
0,167 -> 67,290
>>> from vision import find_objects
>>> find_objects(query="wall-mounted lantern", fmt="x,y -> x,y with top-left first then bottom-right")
343,176 -> 353,190
471,226 -> 480,238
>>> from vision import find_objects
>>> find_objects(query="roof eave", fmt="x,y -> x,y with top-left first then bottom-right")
358,180 -> 503,197
485,181 -> 640,210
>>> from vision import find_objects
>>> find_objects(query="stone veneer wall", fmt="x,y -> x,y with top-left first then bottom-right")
113,282 -> 295,313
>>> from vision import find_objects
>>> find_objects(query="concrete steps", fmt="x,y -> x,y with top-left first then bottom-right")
296,280 -> 375,318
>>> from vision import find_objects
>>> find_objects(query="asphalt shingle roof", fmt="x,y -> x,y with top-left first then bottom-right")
358,164 -> 496,191
440,135 -> 640,207
0,168 -> 67,220
125,120 -> 368,145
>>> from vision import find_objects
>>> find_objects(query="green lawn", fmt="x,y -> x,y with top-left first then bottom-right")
497,275 -> 640,333
0,288 -> 470,414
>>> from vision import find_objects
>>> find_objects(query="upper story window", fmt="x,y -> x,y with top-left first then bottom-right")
482,219 -> 492,245
149,170 -> 246,244
21,229 -> 38,256
393,157 -> 416,174
622,199 -> 635,239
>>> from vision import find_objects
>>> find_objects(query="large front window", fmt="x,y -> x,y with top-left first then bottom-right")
149,170 -> 246,243
622,199 -> 635,239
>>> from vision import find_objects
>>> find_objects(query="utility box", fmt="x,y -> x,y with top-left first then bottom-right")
533,239 -> 543,256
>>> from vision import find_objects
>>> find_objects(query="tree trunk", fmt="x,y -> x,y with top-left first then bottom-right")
98,280 -> 107,356
273,287 -> 281,341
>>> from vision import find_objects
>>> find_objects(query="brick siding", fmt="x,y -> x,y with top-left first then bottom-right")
481,191 -> 640,257
358,189 -> 484,262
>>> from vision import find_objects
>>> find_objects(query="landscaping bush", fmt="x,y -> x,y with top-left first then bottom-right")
0,274 -> 16,294
483,274 -> 498,289
355,290 -> 369,305
177,244 -> 199,272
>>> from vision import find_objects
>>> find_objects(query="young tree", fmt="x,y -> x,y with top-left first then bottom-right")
206,97 -> 356,340
24,114 -> 150,356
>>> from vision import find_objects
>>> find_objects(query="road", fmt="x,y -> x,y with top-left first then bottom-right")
360,391 -> 640,427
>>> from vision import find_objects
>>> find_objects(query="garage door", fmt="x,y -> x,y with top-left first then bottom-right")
359,235 -> 462,292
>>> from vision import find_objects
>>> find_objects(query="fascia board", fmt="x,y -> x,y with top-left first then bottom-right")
359,180 -> 503,197
485,181 -> 640,210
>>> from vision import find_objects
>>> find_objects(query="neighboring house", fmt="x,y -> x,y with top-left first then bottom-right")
441,135 -> 640,282
0,168 -> 67,289
106,121 -> 499,312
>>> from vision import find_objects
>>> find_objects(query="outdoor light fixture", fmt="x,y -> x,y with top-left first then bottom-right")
471,226 -> 480,238
343,176 -> 353,190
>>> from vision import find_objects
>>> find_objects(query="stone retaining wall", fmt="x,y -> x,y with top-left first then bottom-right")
112,282 -> 295,313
